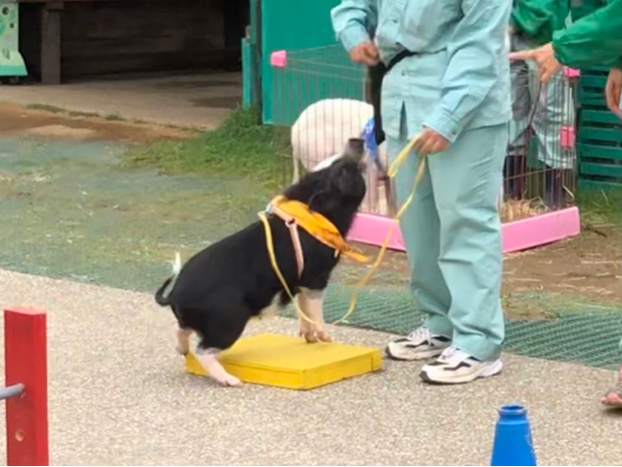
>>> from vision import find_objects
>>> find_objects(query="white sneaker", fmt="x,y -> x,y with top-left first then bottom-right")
385,326 -> 451,361
420,346 -> 503,384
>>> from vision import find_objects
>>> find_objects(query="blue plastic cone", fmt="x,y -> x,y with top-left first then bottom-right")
490,404 -> 537,466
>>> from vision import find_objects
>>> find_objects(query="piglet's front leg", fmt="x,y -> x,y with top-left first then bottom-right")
297,288 -> 331,343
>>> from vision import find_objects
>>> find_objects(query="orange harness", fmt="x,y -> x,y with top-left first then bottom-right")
262,195 -> 369,277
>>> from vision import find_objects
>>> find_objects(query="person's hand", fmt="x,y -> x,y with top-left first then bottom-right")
509,43 -> 563,84
349,41 -> 379,66
413,127 -> 450,156
606,67 -> 622,119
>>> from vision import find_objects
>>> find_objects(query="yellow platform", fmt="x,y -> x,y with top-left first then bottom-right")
185,333 -> 383,390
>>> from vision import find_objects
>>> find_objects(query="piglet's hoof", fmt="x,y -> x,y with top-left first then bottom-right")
175,345 -> 189,356
217,374 -> 243,387
316,329 -> 332,343
300,330 -> 318,343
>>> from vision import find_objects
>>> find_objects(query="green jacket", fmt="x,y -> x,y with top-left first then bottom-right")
511,0 -> 570,46
512,0 -> 622,69
555,0 -> 622,68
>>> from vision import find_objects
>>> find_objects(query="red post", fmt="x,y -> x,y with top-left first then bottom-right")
4,307 -> 49,466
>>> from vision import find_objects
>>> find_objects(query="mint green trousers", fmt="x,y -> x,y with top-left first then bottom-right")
387,114 -> 508,361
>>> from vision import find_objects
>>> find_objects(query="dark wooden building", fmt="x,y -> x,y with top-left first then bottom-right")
19,0 -> 249,84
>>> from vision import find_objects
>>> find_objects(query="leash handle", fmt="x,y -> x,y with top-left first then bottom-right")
388,134 -> 421,178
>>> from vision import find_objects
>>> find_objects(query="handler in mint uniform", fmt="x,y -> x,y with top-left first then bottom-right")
332,0 -> 511,384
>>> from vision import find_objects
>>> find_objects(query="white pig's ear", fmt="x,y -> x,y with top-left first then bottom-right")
312,153 -> 340,172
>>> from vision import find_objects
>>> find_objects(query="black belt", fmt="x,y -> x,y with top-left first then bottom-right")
367,49 -> 418,145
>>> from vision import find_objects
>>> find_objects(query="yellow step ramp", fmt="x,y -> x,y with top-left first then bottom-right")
185,333 -> 383,390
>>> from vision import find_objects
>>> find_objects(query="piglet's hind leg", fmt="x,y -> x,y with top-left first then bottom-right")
195,348 -> 243,387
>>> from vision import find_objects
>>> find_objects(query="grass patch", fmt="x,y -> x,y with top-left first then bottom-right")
27,103 -> 123,121
104,113 -> 125,121
23,103 -> 194,131
125,106 -> 290,188
68,110 -> 102,119
576,188 -> 622,226
26,103 -> 65,113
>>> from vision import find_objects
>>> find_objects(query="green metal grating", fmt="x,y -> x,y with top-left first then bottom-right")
305,286 -> 622,370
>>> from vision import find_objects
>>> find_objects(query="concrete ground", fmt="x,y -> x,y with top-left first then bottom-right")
0,72 -> 242,129
0,268 -> 621,466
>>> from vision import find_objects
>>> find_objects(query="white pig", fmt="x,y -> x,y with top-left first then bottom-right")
290,98 -> 392,216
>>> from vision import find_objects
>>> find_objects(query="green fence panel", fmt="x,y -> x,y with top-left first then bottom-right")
259,0 -> 351,124
577,143 -> 622,161
580,162 -> 622,179
271,46 -> 363,127
578,127 -> 622,144
580,109 -> 622,125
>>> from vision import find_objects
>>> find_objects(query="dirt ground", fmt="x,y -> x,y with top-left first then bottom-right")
1,103 -> 619,316
352,226 -> 621,304
0,103 -> 197,143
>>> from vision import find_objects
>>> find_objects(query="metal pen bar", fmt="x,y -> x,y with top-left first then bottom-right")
0,383 -> 24,401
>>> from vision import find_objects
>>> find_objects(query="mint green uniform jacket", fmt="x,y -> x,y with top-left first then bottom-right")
331,0 -> 511,143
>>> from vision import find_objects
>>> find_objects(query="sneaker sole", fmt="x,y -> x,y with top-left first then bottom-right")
419,360 -> 503,385
384,345 -> 446,362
